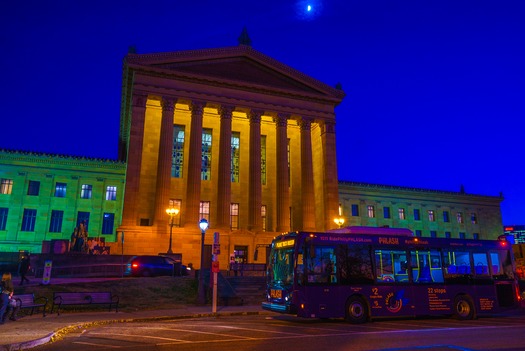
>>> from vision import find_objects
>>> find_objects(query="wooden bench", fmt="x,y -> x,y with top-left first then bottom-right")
51,292 -> 119,315
12,293 -> 48,317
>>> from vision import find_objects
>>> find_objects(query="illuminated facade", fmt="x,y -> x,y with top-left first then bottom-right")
0,41 -> 507,262
115,43 -> 345,267
339,181 -> 504,240
0,149 -> 125,253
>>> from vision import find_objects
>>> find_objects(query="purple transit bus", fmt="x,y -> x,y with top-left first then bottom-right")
262,226 -> 521,323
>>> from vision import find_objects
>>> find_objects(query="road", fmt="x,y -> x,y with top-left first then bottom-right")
33,313 -> 525,351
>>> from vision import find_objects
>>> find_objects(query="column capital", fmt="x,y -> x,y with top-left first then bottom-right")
273,113 -> 289,127
299,117 -> 314,130
321,120 -> 336,134
132,93 -> 148,108
248,109 -> 264,123
161,97 -> 175,112
219,105 -> 235,119
189,100 -> 206,115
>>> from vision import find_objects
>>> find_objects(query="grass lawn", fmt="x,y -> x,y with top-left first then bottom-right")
13,276 -> 198,313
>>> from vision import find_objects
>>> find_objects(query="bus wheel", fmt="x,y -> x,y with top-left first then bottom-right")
345,296 -> 368,324
454,295 -> 475,320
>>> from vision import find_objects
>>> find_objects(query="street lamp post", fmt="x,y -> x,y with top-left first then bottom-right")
334,217 -> 345,228
198,218 -> 209,305
165,208 -> 179,254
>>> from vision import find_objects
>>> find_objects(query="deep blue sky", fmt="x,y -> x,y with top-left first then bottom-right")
1,1 -> 524,225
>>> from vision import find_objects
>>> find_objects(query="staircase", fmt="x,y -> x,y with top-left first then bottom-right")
224,275 -> 266,305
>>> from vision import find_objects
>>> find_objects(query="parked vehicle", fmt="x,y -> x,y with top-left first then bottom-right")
124,255 -> 189,277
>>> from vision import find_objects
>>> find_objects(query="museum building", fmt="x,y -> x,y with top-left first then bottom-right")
0,37 -> 506,266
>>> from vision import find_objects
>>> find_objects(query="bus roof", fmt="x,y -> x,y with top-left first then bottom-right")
327,226 -> 414,236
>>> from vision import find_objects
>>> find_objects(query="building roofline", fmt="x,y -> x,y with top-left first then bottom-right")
339,180 -> 503,200
0,148 -> 124,165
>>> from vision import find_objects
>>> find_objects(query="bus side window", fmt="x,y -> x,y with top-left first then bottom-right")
473,252 -> 489,276
306,246 -> 337,284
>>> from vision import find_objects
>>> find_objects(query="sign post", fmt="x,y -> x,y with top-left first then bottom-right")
212,232 -> 220,314
42,260 -> 52,285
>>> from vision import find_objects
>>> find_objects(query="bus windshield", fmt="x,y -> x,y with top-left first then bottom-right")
268,246 -> 294,286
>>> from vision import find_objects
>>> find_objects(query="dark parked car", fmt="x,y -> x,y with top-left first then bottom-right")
124,255 -> 188,277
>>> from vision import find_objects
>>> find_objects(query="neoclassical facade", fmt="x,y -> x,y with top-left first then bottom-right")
338,181 -> 504,240
0,40 -> 507,263
115,43 -> 345,267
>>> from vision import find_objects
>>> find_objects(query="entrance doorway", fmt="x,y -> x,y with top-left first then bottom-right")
233,245 -> 248,263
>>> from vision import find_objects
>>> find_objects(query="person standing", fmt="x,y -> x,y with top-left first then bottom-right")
0,273 -> 14,324
19,254 -> 31,285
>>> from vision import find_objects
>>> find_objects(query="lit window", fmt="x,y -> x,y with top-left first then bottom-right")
230,203 -> 239,230
172,125 -> 185,178
231,132 -> 240,182
27,181 -> 40,196
105,186 -> 117,201
102,213 -> 115,234
398,208 -> 406,220
470,213 -> 477,224
383,207 -> 391,219
261,205 -> 267,232
261,136 -> 267,185
367,205 -> 375,218
81,184 -> 92,199
1,179 -> 13,194
428,210 -> 435,222
0,207 -> 8,230
457,212 -> 464,224
287,139 -> 291,185
200,201 -> 210,223
49,210 -> 64,233
54,182 -> 67,198
201,129 -> 212,180
21,209 -> 37,232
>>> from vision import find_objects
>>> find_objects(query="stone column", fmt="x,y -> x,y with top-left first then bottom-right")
122,93 -> 147,226
184,101 -> 206,227
300,117 -> 316,231
215,105 -> 234,229
248,109 -> 263,231
274,113 -> 290,232
321,119 -> 339,230
153,97 -> 175,225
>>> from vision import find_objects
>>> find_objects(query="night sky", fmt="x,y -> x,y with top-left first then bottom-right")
1,1 -> 524,225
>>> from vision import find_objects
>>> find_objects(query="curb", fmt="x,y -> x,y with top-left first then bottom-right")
2,309 -> 272,351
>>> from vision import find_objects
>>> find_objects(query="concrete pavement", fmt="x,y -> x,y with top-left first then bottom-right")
0,277 -> 269,351
0,304 -> 268,351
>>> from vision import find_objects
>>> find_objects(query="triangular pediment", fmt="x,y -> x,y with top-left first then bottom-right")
125,45 -> 345,101
154,57 -> 321,94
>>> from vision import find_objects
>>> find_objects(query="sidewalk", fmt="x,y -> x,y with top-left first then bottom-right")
1,277 -> 269,351
1,304 -> 268,351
